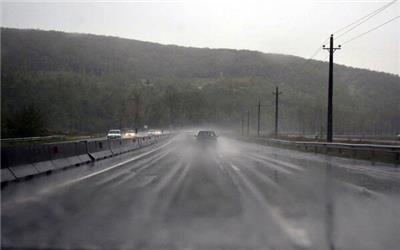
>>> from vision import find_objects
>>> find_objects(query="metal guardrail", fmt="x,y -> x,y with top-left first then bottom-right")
249,137 -> 400,164
277,134 -> 400,145
0,135 -> 67,143
268,139 -> 400,152
281,133 -> 399,140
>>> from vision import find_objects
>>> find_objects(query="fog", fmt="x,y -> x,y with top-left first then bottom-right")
1,0 -> 399,74
2,131 -> 399,249
1,1 -> 399,248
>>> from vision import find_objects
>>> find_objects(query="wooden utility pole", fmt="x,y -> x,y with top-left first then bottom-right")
273,87 -> 282,138
323,34 -> 341,142
257,101 -> 261,137
241,115 -> 244,136
247,110 -> 250,136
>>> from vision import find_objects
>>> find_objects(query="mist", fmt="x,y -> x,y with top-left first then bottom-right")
1,1 -> 399,249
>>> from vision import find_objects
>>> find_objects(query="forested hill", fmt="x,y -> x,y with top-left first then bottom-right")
1,28 -> 399,137
2,28 -> 318,78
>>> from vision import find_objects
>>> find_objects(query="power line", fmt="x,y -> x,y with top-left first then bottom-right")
336,0 -> 397,40
309,0 -> 397,60
308,37 -> 330,60
311,1 -> 398,58
308,47 -> 323,60
304,0 -> 397,62
334,0 -> 397,39
341,15 -> 400,45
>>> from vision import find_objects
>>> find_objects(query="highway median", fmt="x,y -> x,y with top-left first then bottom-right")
1,133 -> 172,187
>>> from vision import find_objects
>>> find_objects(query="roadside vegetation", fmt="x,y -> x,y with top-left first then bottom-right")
2,28 -> 399,138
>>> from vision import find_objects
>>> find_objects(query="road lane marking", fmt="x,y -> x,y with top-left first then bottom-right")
248,153 -> 305,171
242,154 -> 293,175
269,207 -> 311,248
230,164 -> 240,172
226,162 -> 311,248
132,175 -> 157,188
63,139 -> 174,185
2,139 -> 177,208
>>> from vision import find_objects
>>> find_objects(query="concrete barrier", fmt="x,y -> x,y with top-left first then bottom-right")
1,168 -> 16,183
126,138 -> 140,151
88,139 -> 113,160
2,144 -> 32,167
2,145 -> 39,179
1,133 -> 173,184
2,141 -> 93,176
120,139 -> 131,153
140,136 -> 152,146
110,139 -> 124,155
137,137 -> 143,147
48,141 -> 91,169
32,144 -> 54,173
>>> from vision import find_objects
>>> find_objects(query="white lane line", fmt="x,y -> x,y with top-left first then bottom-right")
251,154 -> 305,171
339,181 -> 377,197
219,154 -> 280,189
3,140 -> 176,208
269,207 -> 311,248
230,164 -> 240,172
64,140 -> 174,185
243,154 -> 292,175
133,175 -> 157,188
227,164 -> 310,248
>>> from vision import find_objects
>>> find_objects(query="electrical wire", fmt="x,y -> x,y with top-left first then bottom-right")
301,1 -> 397,63
341,15 -> 400,45
310,1 -> 398,59
334,0 -> 397,39
308,47 -> 323,60
308,37 -> 330,60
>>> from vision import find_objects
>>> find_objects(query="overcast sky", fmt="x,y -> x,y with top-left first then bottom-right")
1,0 -> 399,75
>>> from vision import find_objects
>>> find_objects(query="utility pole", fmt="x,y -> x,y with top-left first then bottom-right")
323,34 -> 341,143
257,101 -> 261,137
273,87 -> 282,138
241,114 -> 244,136
247,110 -> 250,136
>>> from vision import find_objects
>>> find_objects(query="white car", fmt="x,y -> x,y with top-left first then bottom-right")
148,129 -> 162,135
123,130 -> 136,138
107,129 -> 122,139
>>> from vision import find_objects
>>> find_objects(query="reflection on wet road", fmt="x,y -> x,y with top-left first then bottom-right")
2,134 -> 400,250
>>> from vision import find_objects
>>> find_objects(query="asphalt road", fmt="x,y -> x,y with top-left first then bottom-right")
2,133 -> 400,250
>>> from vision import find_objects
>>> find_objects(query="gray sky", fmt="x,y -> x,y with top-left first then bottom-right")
1,0 -> 399,75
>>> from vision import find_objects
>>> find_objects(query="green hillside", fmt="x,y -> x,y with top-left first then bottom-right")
1,28 -> 399,137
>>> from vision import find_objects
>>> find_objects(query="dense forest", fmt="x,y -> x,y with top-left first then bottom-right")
1,28 -> 399,138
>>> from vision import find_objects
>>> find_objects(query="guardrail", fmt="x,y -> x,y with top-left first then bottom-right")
280,133 -> 399,140
0,135 -> 67,143
1,134 -> 172,186
277,134 -> 400,145
245,137 -> 400,165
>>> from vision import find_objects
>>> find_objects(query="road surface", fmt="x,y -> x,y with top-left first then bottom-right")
2,133 -> 400,250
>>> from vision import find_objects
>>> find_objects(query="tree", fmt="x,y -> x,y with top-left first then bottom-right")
5,104 -> 47,138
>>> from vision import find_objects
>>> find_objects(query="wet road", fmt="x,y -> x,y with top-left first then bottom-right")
2,134 -> 400,250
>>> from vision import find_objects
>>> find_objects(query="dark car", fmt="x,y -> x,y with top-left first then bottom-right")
196,130 -> 218,143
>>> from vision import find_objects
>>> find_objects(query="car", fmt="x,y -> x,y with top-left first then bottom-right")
123,129 -> 136,138
107,129 -> 122,139
148,129 -> 162,135
196,130 -> 218,143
